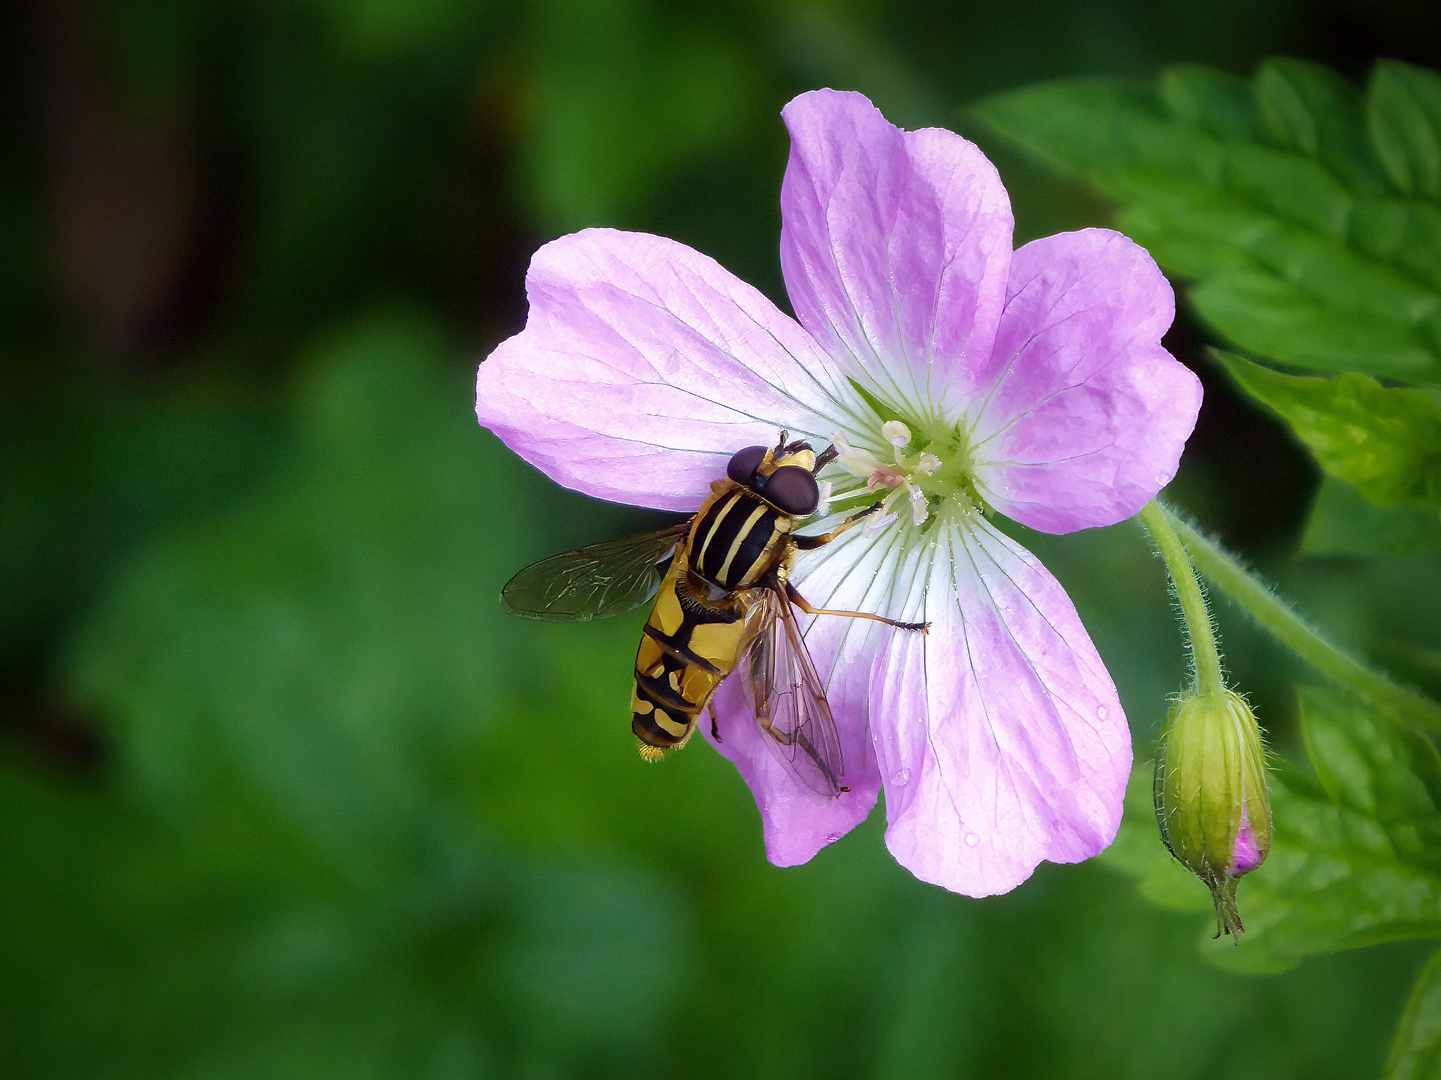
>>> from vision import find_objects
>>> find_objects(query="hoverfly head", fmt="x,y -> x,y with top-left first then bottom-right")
726,441 -> 820,516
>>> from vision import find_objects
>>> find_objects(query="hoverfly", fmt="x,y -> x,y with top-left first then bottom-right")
501,433 -> 928,797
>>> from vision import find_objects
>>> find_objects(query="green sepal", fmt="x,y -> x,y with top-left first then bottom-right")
1153,688 -> 1270,939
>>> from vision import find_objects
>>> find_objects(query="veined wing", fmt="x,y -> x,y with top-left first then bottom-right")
741,583 -> 846,797
501,523 -> 689,622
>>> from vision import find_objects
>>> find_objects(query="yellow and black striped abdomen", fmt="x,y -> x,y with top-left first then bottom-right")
631,556 -> 750,756
690,487 -> 790,591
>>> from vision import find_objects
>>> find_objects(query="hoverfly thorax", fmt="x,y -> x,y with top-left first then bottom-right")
686,441 -> 820,595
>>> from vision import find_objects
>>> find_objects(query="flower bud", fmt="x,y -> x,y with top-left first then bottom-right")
1153,688 -> 1271,939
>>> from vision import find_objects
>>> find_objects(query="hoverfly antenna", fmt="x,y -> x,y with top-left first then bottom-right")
812,444 -> 838,472
782,437 -> 813,456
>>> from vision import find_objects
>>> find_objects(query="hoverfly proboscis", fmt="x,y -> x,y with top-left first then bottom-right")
501,433 -> 929,799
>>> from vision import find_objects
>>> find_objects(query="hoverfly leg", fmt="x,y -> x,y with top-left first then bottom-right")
757,712 -> 845,794
756,711 -> 781,742
793,501 -> 884,550
709,701 -> 721,743
784,581 -> 930,633
794,731 -> 843,791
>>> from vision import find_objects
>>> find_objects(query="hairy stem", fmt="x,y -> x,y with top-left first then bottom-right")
1156,501 -> 1441,735
1138,501 -> 1226,696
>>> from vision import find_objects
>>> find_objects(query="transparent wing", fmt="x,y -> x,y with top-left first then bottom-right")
741,583 -> 846,797
501,523 -> 689,622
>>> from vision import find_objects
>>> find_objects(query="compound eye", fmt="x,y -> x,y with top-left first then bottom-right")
726,445 -> 768,485
762,465 -> 820,516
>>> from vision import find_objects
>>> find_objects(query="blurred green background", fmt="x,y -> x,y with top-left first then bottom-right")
4,1 -> 1440,1077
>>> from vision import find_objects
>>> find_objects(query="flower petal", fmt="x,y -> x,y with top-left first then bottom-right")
701,517 -> 930,865
870,514 -> 1130,897
968,229 -> 1202,533
703,672 -> 879,867
779,90 -> 1013,427
476,228 -> 850,511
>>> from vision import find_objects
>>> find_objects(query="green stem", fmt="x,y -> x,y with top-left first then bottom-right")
1138,501 -> 1226,696
1156,501 -> 1441,736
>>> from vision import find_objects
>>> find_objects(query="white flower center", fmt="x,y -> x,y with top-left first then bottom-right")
824,417 -> 981,537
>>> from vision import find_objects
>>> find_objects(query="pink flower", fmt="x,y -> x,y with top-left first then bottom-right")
476,90 -> 1201,896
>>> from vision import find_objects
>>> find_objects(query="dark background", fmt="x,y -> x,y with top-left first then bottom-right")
2,1 -> 1437,1076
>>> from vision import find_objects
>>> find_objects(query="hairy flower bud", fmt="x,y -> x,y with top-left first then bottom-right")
1154,688 -> 1271,939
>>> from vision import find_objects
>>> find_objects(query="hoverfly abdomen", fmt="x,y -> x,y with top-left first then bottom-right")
631,555 -> 750,755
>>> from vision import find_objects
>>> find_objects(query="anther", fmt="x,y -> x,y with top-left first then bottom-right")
906,481 -> 929,526
863,510 -> 900,537
882,420 -> 912,450
815,479 -> 832,517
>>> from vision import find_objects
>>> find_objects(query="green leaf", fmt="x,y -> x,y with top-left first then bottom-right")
1215,351 -> 1441,507
1255,61 -> 1390,195
1106,687 -> 1441,972
974,60 -> 1441,383
1369,62 -> 1441,201
1388,947 -> 1441,1080
1301,477 -> 1441,557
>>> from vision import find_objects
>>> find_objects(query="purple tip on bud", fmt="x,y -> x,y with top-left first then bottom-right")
1153,688 -> 1271,940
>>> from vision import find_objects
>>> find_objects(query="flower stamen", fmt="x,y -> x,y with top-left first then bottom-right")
882,420 -> 912,450
814,479 -> 832,518
906,480 -> 929,526
830,431 -> 884,480
863,509 -> 900,537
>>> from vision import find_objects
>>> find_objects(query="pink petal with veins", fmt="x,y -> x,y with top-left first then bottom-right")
477,228 -> 847,511
970,229 -> 1201,534
779,90 -> 1013,424
869,515 -> 1130,896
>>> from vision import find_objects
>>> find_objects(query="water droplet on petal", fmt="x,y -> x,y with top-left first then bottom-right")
1097,705 -> 1109,721
964,833 -> 978,847
1156,472 -> 1170,486
892,768 -> 911,786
